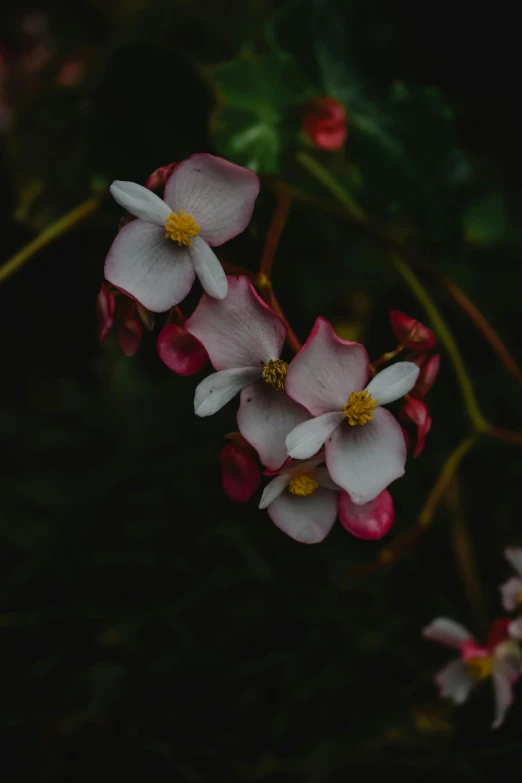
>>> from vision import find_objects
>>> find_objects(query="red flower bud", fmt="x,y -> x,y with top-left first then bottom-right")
338,489 -> 394,540
401,397 -> 432,458
157,323 -> 208,376
302,97 -> 347,151
145,162 -> 178,191
220,438 -> 261,503
96,282 -> 116,342
389,310 -> 436,352
487,618 -> 512,651
116,298 -> 143,357
410,354 -> 440,399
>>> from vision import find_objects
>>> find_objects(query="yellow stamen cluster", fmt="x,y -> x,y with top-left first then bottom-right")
288,474 -> 319,497
262,359 -> 288,390
164,209 -> 200,246
465,655 -> 493,681
343,390 -> 378,426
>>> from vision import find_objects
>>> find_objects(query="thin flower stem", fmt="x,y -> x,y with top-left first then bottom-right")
487,426 -> 522,446
260,187 -> 291,280
341,433 -> 478,590
369,344 -> 404,372
256,274 -> 302,354
0,195 -> 105,285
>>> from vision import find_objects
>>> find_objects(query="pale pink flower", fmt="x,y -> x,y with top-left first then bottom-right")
186,276 -> 310,470
259,456 -> 340,544
105,154 -> 260,312
500,547 -> 522,612
284,318 -> 419,504
423,617 -> 522,729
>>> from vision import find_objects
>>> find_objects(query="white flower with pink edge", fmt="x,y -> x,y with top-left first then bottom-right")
423,617 -> 522,729
105,154 -> 260,312
284,317 -> 419,504
186,276 -> 310,471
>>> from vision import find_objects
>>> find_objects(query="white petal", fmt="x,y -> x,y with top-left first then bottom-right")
365,362 -> 420,406
499,577 -> 522,612
435,659 -> 474,704
104,220 -> 195,313
237,383 -> 310,471
267,488 -> 338,544
423,618 -> 474,648
185,276 -> 286,371
325,408 -> 407,505
110,181 -> 171,225
505,547 -> 522,576
164,153 -> 260,246
285,317 -> 369,415
508,617 -> 522,640
189,237 -> 228,299
314,467 -> 341,491
492,669 -> 514,729
286,412 -> 345,460
194,367 -> 261,417
259,474 -> 290,509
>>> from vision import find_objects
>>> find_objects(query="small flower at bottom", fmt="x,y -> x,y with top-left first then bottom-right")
220,434 -> 260,503
423,616 -> 522,729
186,276 -> 310,470
284,317 -> 420,504
500,547 -> 522,611
389,310 -> 436,352
104,153 -> 260,312
302,97 -> 348,151
259,456 -> 340,544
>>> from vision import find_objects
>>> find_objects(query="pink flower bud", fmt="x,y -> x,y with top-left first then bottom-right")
302,97 -> 347,151
410,354 -> 440,399
401,397 -> 432,458
220,438 -> 261,503
338,489 -> 394,539
96,283 -> 116,342
389,310 -> 436,352
486,618 -> 512,651
145,162 -> 178,191
156,323 -> 208,376
116,298 -> 143,357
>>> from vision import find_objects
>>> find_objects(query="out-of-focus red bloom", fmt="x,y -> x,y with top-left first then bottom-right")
401,397 -> 432,458
220,435 -> 261,503
302,97 -> 347,151
96,283 -> 150,357
157,322 -> 208,376
390,310 -> 436,352
410,353 -> 440,399
338,489 -> 394,540
145,162 -> 178,191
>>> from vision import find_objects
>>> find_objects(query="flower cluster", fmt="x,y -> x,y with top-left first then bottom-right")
423,548 -> 522,728
98,153 -> 439,545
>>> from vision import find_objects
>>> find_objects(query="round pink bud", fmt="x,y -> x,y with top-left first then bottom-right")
157,323 -> 208,376
302,97 -> 348,151
411,353 -> 440,399
338,489 -> 394,539
145,162 -> 178,191
389,310 -> 436,352
220,440 -> 261,503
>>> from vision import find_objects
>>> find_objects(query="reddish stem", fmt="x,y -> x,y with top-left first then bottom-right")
260,188 -> 292,280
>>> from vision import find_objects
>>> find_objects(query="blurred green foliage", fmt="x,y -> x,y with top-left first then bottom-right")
2,0 -> 522,780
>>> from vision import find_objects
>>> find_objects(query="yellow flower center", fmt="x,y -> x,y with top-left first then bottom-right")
262,359 -> 288,390
465,655 -> 493,681
343,390 -> 379,426
288,474 -> 319,497
164,209 -> 200,246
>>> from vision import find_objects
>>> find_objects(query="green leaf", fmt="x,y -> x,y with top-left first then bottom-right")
463,192 -> 508,246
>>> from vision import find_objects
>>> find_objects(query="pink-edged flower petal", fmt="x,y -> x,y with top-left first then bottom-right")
194,367 -> 261,417
338,489 -> 394,539
285,317 -> 369,415
500,577 -> 522,612
286,411 -> 345,460
185,276 -> 286,371
492,668 -> 514,729
505,547 -> 522,576
188,236 -> 228,299
116,298 -> 142,356
237,381 -> 310,470
259,474 -> 291,509
163,153 -> 260,246
435,659 -> 474,705
96,283 -> 115,341
508,617 -> 522,640
325,408 -> 406,505
105,220 -> 196,313
365,362 -> 420,405
220,441 -> 260,503
110,181 -> 171,225
423,618 -> 475,648
268,487 -> 338,544
157,323 -> 208,375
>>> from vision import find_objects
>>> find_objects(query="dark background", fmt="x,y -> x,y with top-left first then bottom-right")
1,1 -> 522,779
